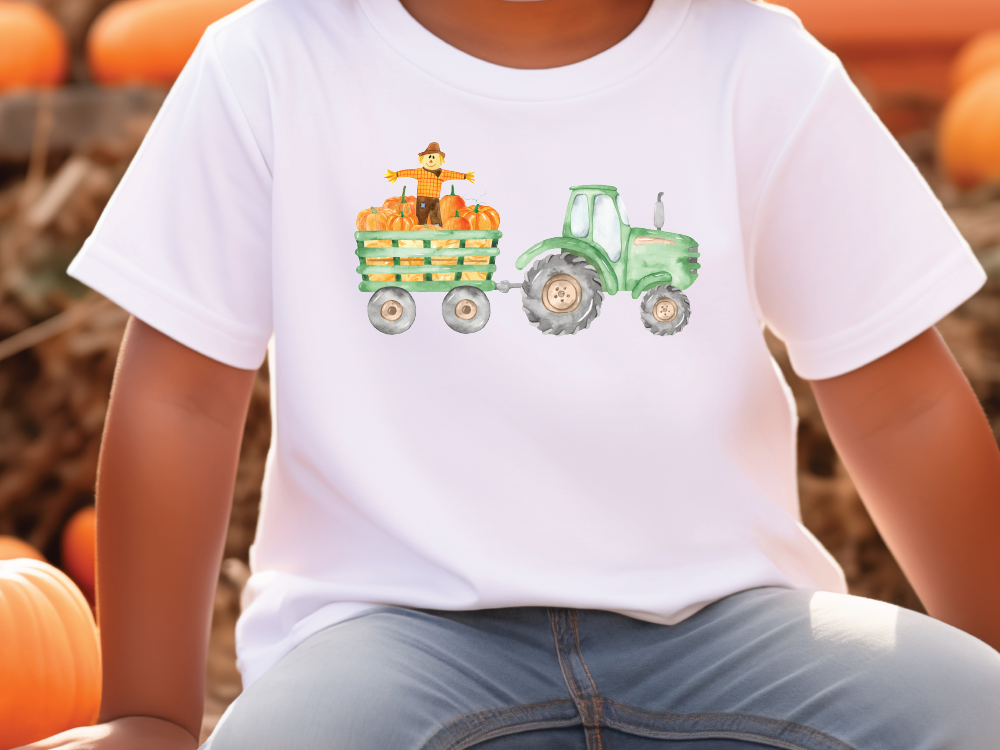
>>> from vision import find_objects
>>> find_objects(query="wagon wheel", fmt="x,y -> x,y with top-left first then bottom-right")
442,286 -> 491,334
521,253 -> 603,335
639,285 -> 690,336
367,287 -> 416,334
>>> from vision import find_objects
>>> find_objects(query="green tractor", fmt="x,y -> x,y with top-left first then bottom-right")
510,185 -> 701,335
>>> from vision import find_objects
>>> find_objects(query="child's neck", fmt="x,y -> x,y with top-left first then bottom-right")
398,0 -> 655,69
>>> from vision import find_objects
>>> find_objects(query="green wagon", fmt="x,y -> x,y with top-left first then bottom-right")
355,229 -> 503,334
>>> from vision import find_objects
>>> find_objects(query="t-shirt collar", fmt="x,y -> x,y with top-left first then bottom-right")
357,0 -> 693,102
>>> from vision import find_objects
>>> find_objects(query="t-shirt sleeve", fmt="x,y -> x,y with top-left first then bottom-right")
749,63 -> 985,381
67,32 -> 272,370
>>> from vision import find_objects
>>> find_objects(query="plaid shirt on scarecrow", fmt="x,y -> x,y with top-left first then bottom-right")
395,168 -> 468,198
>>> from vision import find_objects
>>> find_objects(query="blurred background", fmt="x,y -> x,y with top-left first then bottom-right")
1,0 -> 1000,742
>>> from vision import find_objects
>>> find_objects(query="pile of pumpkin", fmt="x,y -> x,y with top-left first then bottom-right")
355,187 -> 501,282
0,508 -> 100,749
939,30 -> 1000,188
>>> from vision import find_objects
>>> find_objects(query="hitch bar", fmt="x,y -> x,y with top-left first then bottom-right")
494,280 -> 522,293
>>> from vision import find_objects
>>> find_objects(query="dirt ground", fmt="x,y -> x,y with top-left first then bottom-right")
1,110 -> 999,742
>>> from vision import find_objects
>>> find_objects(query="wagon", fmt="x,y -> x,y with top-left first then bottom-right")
355,228 -> 503,334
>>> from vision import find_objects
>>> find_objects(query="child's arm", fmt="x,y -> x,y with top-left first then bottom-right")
810,326 -> 1000,651
22,317 -> 256,749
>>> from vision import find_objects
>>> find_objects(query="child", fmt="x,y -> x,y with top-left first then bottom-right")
26,0 -> 1000,748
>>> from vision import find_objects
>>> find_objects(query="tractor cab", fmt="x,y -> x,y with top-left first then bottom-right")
563,184 -> 632,265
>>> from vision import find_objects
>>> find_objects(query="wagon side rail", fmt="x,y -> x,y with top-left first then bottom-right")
355,230 -> 502,291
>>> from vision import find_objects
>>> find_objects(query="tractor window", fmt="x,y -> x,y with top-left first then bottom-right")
616,195 -> 630,226
593,194 -> 622,262
570,194 -> 590,238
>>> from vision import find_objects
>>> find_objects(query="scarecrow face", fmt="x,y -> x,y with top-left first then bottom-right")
420,152 -> 444,169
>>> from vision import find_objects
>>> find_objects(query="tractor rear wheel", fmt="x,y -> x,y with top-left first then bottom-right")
639,285 -> 690,335
367,287 -> 416,334
442,286 -> 491,333
521,253 -> 603,335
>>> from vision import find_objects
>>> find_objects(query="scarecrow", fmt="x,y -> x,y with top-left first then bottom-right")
385,142 -> 475,225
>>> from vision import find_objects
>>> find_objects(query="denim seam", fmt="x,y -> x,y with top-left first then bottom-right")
420,699 -> 581,750
570,610 -> 605,750
602,700 -> 857,750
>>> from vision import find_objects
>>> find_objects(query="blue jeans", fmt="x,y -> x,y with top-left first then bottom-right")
202,588 -> 1000,749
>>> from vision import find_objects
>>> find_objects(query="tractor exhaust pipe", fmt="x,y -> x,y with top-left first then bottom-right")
654,192 -> 664,231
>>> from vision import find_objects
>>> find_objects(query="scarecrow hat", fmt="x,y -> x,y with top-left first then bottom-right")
418,142 -> 445,158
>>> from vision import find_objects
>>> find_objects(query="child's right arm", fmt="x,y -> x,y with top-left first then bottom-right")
19,317 -> 256,750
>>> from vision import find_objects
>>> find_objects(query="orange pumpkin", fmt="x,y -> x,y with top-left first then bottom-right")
382,186 -> 417,216
0,535 -> 45,562
951,29 -> 1000,92
459,203 -> 500,231
0,2 -> 68,93
387,210 -> 418,232
87,0 -> 251,85
938,65 -> 1000,188
0,559 -> 102,748
61,506 -> 96,602
442,210 -> 471,231
356,206 -> 381,231
438,185 -> 466,224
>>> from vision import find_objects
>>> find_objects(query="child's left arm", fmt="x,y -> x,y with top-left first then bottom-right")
810,326 -> 1000,651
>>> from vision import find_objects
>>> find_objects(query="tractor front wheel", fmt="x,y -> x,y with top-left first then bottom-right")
521,253 -> 603,335
367,287 -> 416,334
639,285 -> 690,336
442,286 -> 491,333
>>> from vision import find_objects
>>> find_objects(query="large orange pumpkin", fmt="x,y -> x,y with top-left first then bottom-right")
61,506 -> 96,602
0,535 -> 45,562
87,0 -> 250,85
459,203 -> 500,231
0,559 -> 102,749
938,66 -> 1000,188
0,2 -> 68,93
438,186 -> 466,224
951,29 -> 1000,92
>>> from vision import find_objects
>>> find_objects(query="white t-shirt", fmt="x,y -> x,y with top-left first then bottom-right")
69,0 -> 984,688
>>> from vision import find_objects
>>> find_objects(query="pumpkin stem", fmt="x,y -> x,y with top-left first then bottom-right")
370,207 -> 377,214
454,210 -> 460,218
474,204 -> 481,213
401,186 -> 407,201
450,185 -> 456,196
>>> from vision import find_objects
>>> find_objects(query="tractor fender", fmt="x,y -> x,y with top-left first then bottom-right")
515,237 -> 619,296
631,272 -> 674,299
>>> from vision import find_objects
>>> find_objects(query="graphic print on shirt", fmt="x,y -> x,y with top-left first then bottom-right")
354,143 -> 701,336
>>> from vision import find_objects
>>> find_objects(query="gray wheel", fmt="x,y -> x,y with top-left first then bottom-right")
442,286 -> 490,333
367,287 -> 416,334
639,285 -> 690,335
521,253 -> 603,335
